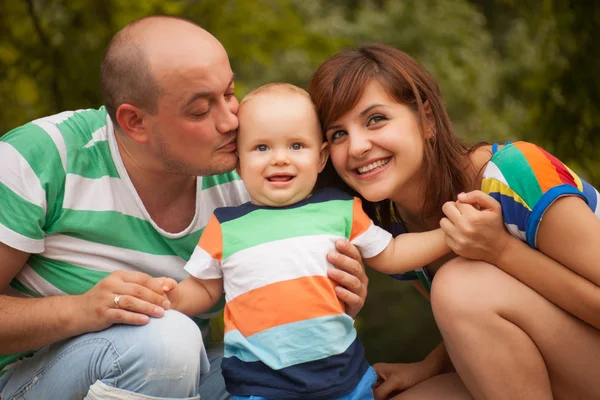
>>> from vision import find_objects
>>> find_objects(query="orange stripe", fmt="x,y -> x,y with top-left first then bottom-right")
198,214 -> 223,262
350,197 -> 371,241
224,275 -> 344,337
514,142 -> 563,193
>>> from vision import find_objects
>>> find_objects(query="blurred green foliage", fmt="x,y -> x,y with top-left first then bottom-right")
1,0 -> 598,363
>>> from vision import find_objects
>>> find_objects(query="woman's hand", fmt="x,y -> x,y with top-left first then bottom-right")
440,190 -> 511,265
372,361 -> 439,399
327,240 -> 368,319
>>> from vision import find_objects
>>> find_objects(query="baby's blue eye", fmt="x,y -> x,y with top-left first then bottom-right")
256,144 -> 268,151
290,143 -> 303,150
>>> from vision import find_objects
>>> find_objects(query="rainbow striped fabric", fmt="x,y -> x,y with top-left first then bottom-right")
483,141 -> 600,248
184,188 -> 392,399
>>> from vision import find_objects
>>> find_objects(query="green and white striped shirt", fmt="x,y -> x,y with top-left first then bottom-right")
0,107 -> 249,372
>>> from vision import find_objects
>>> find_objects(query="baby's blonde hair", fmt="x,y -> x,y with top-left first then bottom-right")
240,82 -> 311,107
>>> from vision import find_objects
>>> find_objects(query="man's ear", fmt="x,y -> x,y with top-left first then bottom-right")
318,141 -> 330,173
115,104 -> 149,143
423,100 -> 436,140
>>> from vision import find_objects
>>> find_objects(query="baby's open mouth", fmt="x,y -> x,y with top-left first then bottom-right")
267,175 -> 294,182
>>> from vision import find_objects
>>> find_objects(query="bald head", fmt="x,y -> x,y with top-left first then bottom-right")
100,15 -> 226,126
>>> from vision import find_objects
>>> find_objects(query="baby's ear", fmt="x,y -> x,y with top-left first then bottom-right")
318,141 -> 330,173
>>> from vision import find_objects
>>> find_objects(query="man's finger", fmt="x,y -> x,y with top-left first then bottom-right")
105,308 -> 151,326
335,240 -> 363,264
120,282 -> 171,308
115,270 -> 166,294
110,294 -> 166,317
457,190 -> 501,212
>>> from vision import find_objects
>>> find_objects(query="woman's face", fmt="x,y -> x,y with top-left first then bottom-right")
324,80 -> 430,203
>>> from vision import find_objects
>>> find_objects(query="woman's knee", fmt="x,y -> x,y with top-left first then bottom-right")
430,258 -> 499,324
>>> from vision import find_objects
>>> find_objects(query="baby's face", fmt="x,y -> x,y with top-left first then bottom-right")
236,92 -> 328,207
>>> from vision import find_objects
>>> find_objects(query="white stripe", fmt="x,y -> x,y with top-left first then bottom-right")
63,174 -> 147,219
185,247 -> 222,279
195,179 -> 249,230
42,234 -> 188,280
16,265 -> 67,296
83,126 -> 109,148
0,221 -> 45,254
351,222 -> 392,258
32,110 -> 75,125
593,188 -> 600,218
482,161 -> 509,186
31,120 -> 68,173
220,235 -> 339,301
505,223 -> 526,241
0,142 -> 47,213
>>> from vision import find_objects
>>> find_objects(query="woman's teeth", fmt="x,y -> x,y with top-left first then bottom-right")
357,158 -> 390,174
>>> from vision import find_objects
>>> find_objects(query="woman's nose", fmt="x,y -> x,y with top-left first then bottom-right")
348,132 -> 372,158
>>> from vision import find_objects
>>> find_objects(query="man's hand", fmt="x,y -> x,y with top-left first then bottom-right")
327,240 -> 368,319
79,270 -> 173,332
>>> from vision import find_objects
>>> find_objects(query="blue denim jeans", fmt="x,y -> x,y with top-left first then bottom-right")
0,310 -> 230,400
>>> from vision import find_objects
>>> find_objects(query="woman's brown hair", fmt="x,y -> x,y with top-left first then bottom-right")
310,43 -> 480,230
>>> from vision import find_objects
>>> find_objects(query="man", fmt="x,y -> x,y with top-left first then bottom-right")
0,16 -> 368,400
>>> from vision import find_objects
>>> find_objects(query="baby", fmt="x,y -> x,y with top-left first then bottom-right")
160,83 -> 449,399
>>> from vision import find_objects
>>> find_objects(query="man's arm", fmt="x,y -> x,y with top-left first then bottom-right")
0,242 -> 171,355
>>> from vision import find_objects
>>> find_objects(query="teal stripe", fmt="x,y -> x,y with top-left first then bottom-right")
68,141 -> 119,178
58,108 -> 108,149
201,171 -> 242,190
47,210 -> 179,256
10,279 -> 41,297
491,144 -> 544,207
0,182 -> 45,240
224,314 -> 355,370
28,255 -> 109,294
1,122 -> 66,226
221,199 -> 353,258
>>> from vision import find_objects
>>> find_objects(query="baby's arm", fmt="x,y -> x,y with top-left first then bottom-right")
157,276 -> 224,317
366,229 -> 450,274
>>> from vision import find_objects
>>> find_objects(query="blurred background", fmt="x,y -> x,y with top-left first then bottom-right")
1,0 -> 598,363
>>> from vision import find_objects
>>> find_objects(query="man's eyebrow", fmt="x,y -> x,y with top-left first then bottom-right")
182,73 -> 237,110
326,104 -> 387,132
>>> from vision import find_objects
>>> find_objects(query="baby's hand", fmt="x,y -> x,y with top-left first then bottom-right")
154,277 -> 178,293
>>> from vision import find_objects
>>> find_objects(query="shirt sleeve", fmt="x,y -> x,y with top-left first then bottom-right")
0,123 -> 66,253
349,197 -> 393,258
184,213 -> 224,279
481,141 -> 600,249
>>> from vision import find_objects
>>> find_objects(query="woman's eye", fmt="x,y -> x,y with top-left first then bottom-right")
290,143 -> 303,150
329,130 -> 347,143
256,144 -> 268,151
367,115 -> 387,126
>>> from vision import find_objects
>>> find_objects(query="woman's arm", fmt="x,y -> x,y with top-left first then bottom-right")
442,191 -> 600,329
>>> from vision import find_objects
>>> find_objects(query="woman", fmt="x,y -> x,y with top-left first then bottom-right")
309,43 -> 600,399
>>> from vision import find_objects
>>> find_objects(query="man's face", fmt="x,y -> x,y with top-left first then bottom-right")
145,48 -> 239,177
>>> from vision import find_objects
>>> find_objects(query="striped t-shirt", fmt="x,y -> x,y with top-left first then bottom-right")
0,107 -> 249,372
392,141 -> 600,288
184,188 -> 392,399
